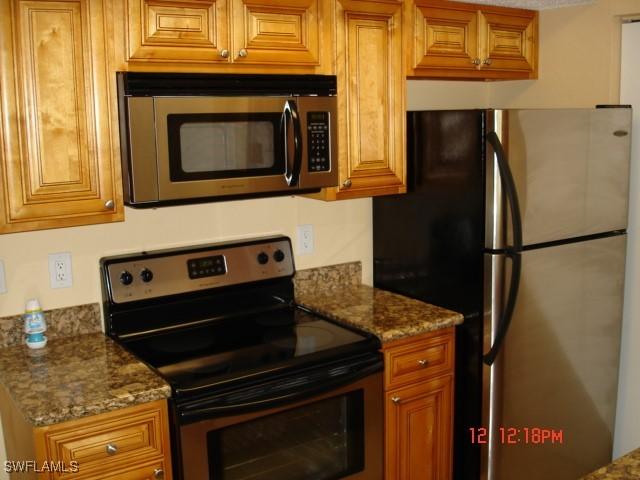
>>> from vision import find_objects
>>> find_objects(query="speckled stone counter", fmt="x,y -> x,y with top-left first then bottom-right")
295,263 -> 463,343
581,449 -> 640,479
0,332 -> 170,427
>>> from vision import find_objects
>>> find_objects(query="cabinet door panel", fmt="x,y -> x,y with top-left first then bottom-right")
412,4 -> 477,71
231,0 -> 322,65
126,0 -> 230,64
335,0 -> 405,198
386,376 -> 453,480
0,0 -> 123,233
479,9 -> 536,73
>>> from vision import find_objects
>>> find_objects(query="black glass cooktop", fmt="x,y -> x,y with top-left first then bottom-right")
121,305 -> 378,396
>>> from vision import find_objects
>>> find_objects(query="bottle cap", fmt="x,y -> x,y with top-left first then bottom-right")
25,298 -> 41,312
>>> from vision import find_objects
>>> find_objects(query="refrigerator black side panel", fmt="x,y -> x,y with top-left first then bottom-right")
373,110 -> 486,480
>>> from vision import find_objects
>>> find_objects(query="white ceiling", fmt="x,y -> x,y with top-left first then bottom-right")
451,0 -> 594,9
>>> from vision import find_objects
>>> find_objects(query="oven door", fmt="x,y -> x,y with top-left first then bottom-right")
178,372 -> 383,480
150,96 -> 337,201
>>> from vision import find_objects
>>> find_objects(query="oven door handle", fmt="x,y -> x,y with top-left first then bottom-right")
282,99 -> 302,187
178,358 -> 382,423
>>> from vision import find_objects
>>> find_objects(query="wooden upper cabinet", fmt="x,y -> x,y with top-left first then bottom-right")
120,0 -> 331,72
231,0 -> 322,65
126,0 -> 230,64
412,4 -> 478,72
478,8 -> 536,74
315,0 -> 405,200
407,0 -> 537,80
0,0 -> 124,234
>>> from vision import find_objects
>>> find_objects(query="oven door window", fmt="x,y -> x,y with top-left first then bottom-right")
167,113 -> 285,181
207,391 -> 365,480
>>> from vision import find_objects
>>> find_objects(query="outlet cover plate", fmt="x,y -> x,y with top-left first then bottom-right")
48,252 -> 73,289
296,224 -> 314,255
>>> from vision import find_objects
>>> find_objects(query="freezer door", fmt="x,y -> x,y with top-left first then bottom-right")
486,108 -> 631,249
482,235 -> 626,480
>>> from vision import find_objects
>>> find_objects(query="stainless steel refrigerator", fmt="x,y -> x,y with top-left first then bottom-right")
373,107 -> 631,480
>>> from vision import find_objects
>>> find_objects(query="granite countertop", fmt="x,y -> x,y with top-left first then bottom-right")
0,332 -> 170,427
581,449 -> 640,479
294,263 -> 463,343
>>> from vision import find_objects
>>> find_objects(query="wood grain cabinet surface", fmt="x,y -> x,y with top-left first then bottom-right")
118,0 -> 332,73
384,328 -> 455,480
407,0 -> 538,80
0,0 -> 124,234
0,399 -> 172,480
311,0 -> 406,200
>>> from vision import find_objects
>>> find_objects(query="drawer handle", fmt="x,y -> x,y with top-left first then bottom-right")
391,396 -> 401,404
154,468 -> 164,479
238,48 -> 248,58
106,443 -> 118,455
418,359 -> 429,367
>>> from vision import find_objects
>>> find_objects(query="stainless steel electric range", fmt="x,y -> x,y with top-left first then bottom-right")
101,236 -> 383,480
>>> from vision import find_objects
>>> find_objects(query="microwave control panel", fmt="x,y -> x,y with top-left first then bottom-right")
307,112 -> 330,172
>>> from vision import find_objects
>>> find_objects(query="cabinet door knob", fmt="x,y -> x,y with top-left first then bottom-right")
471,58 -> 481,65
220,49 -> 230,58
391,396 -> 401,404
106,443 -> 118,455
483,58 -> 493,65
418,359 -> 429,366
342,179 -> 352,188
104,199 -> 114,210
153,468 -> 164,479
238,48 -> 248,58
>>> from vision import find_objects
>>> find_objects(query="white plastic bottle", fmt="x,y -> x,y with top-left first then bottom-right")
23,299 -> 47,349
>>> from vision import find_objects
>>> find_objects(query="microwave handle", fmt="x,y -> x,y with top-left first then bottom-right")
283,100 -> 302,187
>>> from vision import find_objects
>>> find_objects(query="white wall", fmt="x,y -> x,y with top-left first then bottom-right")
613,20 -> 640,459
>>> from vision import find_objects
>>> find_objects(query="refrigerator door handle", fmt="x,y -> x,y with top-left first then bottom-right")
483,131 -> 523,366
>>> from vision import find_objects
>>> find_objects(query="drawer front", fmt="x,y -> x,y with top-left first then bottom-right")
41,402 -> 168,479
384,331 -> 454,389
83,458 -> 168,480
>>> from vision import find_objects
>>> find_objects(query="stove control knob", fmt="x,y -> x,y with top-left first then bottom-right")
273,249 -> 285,262
140,268 -> 154,283
257,252 -> 269,265
119,271 -> 133,286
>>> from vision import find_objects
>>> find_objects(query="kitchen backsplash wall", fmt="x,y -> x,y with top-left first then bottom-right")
0,303 -> 101,348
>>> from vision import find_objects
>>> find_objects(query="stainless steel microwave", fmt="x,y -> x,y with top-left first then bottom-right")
116,73 -> 338,207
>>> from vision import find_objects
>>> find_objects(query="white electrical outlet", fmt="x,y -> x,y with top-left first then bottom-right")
0,260 -> 6,294
297,224 -> 314,255
48,252 -> 73,289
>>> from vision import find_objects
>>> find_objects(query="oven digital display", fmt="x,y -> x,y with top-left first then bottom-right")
188,255 -> 227,279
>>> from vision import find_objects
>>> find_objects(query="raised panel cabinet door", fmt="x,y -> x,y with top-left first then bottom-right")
411,2 -> 478,73
478,7 -> 537,77
32,400 -> 172,480
231,0 -> 325,66
0,0 -> 123,233
126,0 -> 231,64
386,376 -> 453,480
334,0 -> 405,199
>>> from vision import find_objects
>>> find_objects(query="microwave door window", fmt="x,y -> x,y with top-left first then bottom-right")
167,113 -> 285,181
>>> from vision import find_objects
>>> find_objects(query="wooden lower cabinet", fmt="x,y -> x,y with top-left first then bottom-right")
383,328 -> 455,480
0,398 -> 172,480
